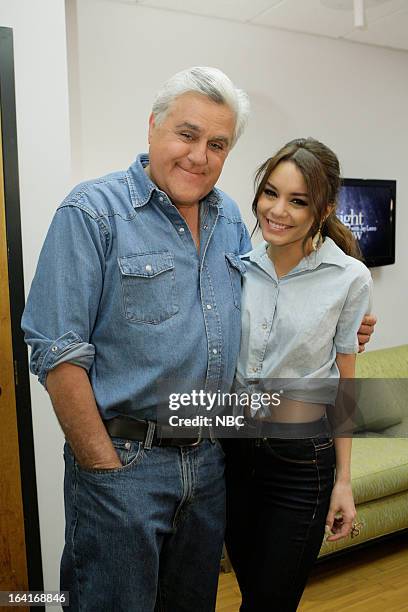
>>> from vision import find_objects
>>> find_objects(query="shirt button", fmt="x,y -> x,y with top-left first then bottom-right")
145,264 -> 152,272
206,304 -> 212,310
212,349 -> 218,355
179,227 -> 185,233
203,225 -> 208,230
159,196 -> 164,202
262,323 -> 268,330
251,367 -> 259,373
51,346 -> 58,353
124,442 -> 131,450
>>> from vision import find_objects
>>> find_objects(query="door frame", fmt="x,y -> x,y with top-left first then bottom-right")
0,26 -> 43,593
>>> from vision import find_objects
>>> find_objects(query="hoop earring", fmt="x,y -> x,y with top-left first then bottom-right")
312,223 -> 323,251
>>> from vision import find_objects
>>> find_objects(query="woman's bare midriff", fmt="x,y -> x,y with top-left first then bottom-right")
248,397 -> 326,423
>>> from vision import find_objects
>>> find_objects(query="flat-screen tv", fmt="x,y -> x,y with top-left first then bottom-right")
337,178 -> 396,268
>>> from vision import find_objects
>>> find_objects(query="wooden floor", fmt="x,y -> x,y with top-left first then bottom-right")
216,532 -> 408,611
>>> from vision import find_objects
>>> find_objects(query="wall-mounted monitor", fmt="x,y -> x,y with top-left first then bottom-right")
337,178 -> 396,268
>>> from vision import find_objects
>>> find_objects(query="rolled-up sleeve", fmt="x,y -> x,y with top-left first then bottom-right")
334,270 -> 373,354
21,201 -> 107,387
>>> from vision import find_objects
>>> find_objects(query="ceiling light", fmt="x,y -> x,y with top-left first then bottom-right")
321,0 -> 391,29
320,0 -> 390,10
353,0 -> 365,28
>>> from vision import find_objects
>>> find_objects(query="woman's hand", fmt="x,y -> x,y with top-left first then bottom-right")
325,480 -> 356,542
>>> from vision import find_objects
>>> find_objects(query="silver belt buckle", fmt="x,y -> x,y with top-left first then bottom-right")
185,431 -> 202,447
180,424 -> 207,447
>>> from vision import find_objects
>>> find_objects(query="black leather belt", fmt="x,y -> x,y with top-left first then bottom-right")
104,416 -> 205,447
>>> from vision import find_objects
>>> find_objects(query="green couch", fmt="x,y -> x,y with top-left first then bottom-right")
319,344 -> 408,557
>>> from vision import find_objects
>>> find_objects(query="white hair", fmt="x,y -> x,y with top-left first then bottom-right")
151,66 -> 250,148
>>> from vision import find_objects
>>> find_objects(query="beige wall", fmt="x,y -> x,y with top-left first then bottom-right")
68,0 -> 408,351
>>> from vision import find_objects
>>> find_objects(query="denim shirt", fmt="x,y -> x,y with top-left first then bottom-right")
22,154 -> 252,420
235,238 -> 372,406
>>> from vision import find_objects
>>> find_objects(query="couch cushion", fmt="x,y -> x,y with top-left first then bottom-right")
382,415 -> 408,437
356,344 -> 408,378
353,379 -> 405,432
354,345 -> 408,430
351,438 -> 408,504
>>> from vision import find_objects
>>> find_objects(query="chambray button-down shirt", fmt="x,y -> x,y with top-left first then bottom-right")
235,238 -> 372,405
22,154 -> 251,420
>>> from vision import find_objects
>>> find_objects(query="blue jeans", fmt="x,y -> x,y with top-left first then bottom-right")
224,432 -> 336,611
61,437 -> 226,611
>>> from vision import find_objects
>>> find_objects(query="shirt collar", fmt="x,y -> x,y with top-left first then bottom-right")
126,153 -> 222,209
242,236 -> 347,273
308,237 -> 348,270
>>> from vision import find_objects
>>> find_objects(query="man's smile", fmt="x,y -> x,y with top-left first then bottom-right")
177,164 -> 206,177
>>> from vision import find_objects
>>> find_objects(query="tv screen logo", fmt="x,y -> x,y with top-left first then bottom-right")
337,209 -> 372,241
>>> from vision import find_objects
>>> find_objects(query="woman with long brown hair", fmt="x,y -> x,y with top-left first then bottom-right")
224,138 -> 372,611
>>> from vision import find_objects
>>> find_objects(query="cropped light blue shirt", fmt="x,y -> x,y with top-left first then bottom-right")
22,154 -> 251,420
235,238 -> 373,405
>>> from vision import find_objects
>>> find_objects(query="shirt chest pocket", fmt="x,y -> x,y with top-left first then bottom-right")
225,252 -> 246,310
118,252 -> 179,324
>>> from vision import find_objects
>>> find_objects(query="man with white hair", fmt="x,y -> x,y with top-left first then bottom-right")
22,67 -> 252,611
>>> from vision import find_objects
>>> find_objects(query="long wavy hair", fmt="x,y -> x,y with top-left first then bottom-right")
252,138 -> 361,259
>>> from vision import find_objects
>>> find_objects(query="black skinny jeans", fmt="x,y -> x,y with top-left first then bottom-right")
224,430 -> 336,612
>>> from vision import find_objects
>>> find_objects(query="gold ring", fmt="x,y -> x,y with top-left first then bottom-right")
351,521 -> 362,538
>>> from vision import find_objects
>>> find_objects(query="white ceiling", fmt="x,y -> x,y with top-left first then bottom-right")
102,0 -> 408,52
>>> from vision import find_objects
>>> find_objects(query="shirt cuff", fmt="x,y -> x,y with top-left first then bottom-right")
36,331 -> 95,386
51,343 -> 95,370
335,342 -> 359,354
